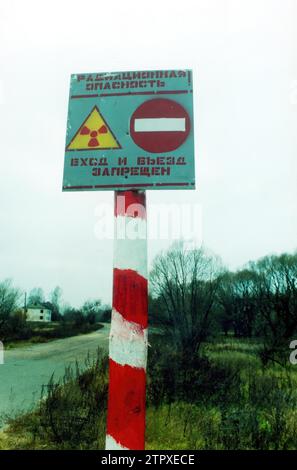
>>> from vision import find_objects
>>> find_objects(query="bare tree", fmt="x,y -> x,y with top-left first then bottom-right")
0,279 -> 22,330
150,242 -> 223,355
50,286 -> 62,310
248,252 -> 297,364
28,287 -> 45,305
216,269 -> 258,337
49,286 -> 63,320
82,299 -> 102,323
215,271 -> 237,336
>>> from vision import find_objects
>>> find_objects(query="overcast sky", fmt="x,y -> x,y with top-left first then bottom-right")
0,0 -> 296,308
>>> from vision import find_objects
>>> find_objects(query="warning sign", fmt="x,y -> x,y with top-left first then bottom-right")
63,69 -> 195,191
66,106 -> 121,151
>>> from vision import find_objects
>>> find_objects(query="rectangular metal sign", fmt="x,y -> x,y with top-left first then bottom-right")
63,69 -> 195,191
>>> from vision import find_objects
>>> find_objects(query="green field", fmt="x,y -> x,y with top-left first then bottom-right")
146,338 -> 297,450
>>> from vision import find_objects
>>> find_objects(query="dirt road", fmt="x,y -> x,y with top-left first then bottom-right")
0,325 -> 110,426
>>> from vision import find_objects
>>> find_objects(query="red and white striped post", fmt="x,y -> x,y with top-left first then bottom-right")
105,190 -> 148,450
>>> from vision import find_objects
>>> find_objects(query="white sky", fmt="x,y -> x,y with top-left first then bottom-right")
0,0 -> 296,307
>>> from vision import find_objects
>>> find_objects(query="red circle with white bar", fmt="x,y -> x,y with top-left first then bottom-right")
130,98 -> 190,153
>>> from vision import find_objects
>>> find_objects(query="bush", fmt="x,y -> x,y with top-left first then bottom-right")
146,335 -> 297,450
0,310 -> 33,342
35,349 -> 108,449
147,335 -> 241,408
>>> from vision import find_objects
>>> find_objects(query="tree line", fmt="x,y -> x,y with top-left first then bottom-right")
149,243 -> 297,365
0,282 -> 111,342
1,243 -> 296,364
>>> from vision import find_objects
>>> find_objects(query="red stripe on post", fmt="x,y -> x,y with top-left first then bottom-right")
107,359 -> 146,450
114,190 -> 146,218
113,268 -> 148,329
106,189 -> 148,450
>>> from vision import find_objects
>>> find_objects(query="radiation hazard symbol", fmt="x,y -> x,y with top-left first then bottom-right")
66,106 -> 121,151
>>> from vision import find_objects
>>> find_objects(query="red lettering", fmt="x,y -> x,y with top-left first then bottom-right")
118,157 -> 127,166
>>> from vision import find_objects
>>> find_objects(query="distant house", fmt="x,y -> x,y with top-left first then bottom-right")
24,303 -> 52,322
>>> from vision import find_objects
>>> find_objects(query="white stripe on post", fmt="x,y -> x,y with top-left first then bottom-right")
114,215 -> 147,278
105,434 -> 129,450
106,190 -> 148,451
109,309 -> 148,369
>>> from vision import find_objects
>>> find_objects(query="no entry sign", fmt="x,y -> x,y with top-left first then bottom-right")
130,98 -> 191,153
63,69 -> 195,191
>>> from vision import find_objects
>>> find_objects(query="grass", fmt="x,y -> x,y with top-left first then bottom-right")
145,338 -> 297,450
1,337 -> 297,450
146,403 -> 222,450
205,336 -> 262,355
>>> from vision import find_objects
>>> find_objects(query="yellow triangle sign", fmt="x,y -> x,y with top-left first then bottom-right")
66,106 -> 121,151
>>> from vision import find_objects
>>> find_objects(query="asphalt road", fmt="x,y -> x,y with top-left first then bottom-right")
0,325 -> 110,426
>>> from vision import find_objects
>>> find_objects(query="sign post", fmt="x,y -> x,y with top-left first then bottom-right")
106,190 -> 148,450
63,69 -> 195,450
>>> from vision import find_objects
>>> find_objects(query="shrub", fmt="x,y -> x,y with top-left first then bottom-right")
147,335 -> 241,408
36,349 -> 108,449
